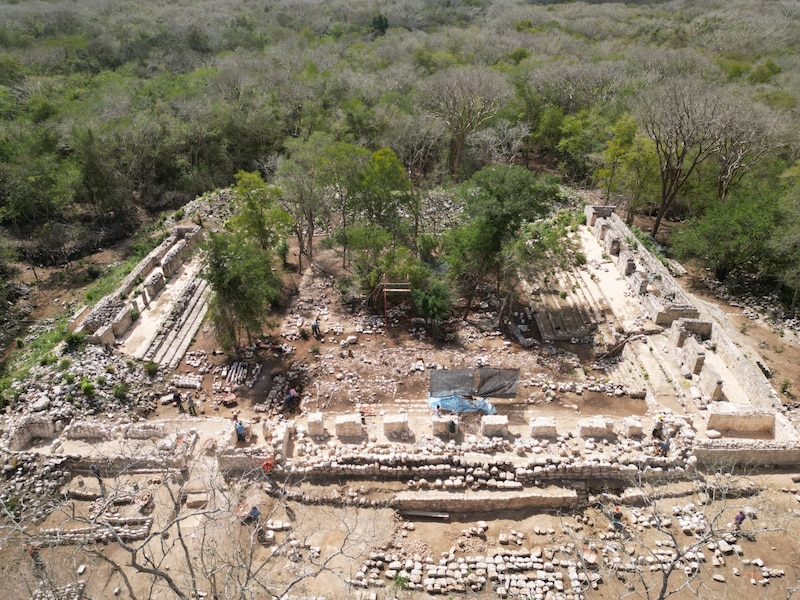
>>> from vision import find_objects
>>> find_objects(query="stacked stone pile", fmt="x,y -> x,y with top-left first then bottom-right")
79,296 -> 125,335
352,541 -> 597,598
283,431 -> 691,490
0,453 -> 70,524
38,516 -> 153,545
7,345 -> 159,425
31,581 -> 85,600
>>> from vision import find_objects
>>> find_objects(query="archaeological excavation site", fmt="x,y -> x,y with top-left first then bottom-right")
2,200 -> 800,600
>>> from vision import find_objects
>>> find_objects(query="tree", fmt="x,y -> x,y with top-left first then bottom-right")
353,148 -> 413,243
637,80 -> 727,238
445,165 -> 561,317
276,133 -> 333,272
673,188 -> 778,282
317,142 -> 371,267
769,172 -> 800,316
226,170 -> 292,254
203,231 -> 282,350
422,66 -> 513,181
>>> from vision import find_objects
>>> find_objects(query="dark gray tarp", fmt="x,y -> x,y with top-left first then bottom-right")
429,368 -> 519,398
429,369 -> 475,398
476,368 -> 520,398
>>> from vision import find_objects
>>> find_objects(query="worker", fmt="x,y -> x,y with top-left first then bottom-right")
734,510 -> 746,530
311,317 -> 321,338
652,415 -> 665,441
284,388 -> 298,412
612,506 -> 623,531
654,440 -> 669,456
447,420 -> 457,439
236,420 -> 246,442
186,393 -> 197,416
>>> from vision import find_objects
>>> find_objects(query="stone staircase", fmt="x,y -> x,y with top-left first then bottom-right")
528,268 -> 603,342
139,277 -> 210,368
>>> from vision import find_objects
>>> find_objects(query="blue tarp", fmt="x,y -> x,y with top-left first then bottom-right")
428,395 -> 497,415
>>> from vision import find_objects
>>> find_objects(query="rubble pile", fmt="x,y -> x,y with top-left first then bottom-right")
0,453 -> 70,524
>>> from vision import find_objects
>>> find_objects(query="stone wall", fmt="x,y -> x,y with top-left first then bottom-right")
707,304 -> 780,410
706,410 -> 774,434
393,488 -> 578,512
3,416 -> 61,451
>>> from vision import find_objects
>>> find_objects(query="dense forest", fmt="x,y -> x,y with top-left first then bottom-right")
2,0 -> 800,327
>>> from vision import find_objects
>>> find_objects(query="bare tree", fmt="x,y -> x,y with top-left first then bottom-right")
422,66 -> 513,181
636,80 -> 728,238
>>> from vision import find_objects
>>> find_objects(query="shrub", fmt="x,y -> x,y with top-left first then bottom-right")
144,361 -> 159,377
59,358 -> 72,371
112,382 -> 129,400
80,377 -> 96,397
64,373 -> 75,384
39,354 -> 56,366
64,331 -> 86,353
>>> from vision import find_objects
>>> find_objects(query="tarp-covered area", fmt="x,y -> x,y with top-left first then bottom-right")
429,368 -> 520,398
428,395 -> 497,414
429,369 -> 475,398
476,368 -> 520,398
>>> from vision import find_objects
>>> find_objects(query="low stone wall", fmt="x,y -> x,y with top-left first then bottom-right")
706,410 -> 774,434
392,488 -> 578,512
707,304 -> 780,410
218,450 -> 279,475
3,416 -> 61,451
432,416 -> 458,437
693,441 -> 800,467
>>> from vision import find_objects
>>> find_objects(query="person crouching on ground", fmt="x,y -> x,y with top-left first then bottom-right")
284,388 -> 298,412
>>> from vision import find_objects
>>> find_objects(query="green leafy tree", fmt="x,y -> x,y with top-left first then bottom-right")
227,170 -> 292,254
277,132 -> 333,271
673,189 -> 778,282
354,148 -> 413,242
203,231 -> 282,351
446,165 -> 561,317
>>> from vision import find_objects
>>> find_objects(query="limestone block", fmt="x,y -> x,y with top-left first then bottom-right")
186,493 -> 208,509
383,413 -> 408,436
481,415 -> 508,437
603,231 -> 621,256
529,416 -> 558,438
669,322 -> 688,348
631,270 -> 649,295
698,365 -> 724,401
432,416 -> 458,437
91,324 -> 116,346
681,337 -> 706,375
307,412 -> 325,437
111,304 -> 134,338
594,218 -> 610,241
620,417 -> 643,437
143,269 -> 165,300
577,417 -> 614,438
617,249 -> 636,277
335,413 -> 365,438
